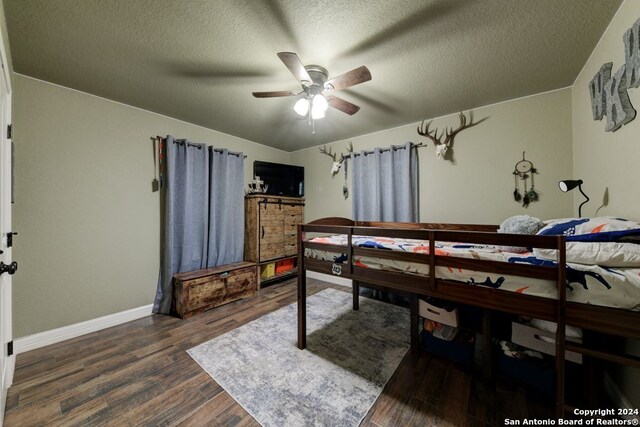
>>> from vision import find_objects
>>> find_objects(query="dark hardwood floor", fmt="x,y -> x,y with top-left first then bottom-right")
5,279 -> 553,426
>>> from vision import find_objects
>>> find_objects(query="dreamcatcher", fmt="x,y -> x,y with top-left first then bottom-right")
512,152 -> 539,207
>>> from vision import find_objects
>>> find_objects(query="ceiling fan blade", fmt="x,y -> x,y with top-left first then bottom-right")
277,52 -> 312,84
324,66 -> 371,92
326,95 -> 361,115
252,90 -> 298,98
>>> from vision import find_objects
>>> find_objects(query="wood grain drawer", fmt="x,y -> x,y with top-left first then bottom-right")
260,243 -> 284,261
226,267 -> 256,297
283,243 -> 297,257
284,217 -> 301,248
284,212 -> 302,224
283,204 -> 303,215
284,233 -> 297,245
186,278 -> 225,312
172,262 -> 257,318
284,222 -> 299,234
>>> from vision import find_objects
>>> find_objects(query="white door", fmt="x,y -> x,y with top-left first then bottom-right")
0,49 -> 13,426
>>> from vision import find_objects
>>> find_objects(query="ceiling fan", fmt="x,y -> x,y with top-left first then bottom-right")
252,52 -> 372,123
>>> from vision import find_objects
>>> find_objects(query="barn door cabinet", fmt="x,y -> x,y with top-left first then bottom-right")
244,195 -> 304,287
172,261 -> 258,318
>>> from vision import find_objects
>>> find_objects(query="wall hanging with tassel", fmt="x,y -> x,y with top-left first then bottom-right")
512,152 -> 539,207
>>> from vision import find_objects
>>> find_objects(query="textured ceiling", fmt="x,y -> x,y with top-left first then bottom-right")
4,0 -> 621,151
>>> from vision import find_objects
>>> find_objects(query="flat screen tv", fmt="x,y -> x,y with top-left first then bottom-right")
253,161 -> 304,198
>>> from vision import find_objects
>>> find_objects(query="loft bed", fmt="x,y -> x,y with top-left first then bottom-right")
295,217 -> 640,418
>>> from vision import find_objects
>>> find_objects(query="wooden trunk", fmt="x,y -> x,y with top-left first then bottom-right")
172,261 -> 258,318
244,195 -> 304,287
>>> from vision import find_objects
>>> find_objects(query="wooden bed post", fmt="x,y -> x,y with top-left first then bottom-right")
410,294 -> 419,351
349,227 -> 359,310
482,309 -> 493,382
555,235 -> 567,418
297,224 -> 306,350
428,230 -> 436,291
352,281 -> 360,310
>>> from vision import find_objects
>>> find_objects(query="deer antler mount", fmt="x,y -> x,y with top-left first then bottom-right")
417,111 -> 486,160
319,142 -> 354,175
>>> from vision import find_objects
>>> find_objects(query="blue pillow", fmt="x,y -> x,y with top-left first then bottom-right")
537,217 -> 640,243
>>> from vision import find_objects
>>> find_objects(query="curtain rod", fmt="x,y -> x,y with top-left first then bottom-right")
153,136 -> 247,158
342,142 -> 424,159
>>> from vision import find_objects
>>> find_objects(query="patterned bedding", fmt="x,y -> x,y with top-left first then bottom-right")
305,235 -> 640,311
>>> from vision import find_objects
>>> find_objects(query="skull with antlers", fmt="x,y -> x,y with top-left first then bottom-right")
417,111 -> 485,159
319,142 -> 354,175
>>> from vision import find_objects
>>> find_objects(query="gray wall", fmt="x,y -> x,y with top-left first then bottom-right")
571,0 -> 639,408
12,75 -> 289,337
572,0 -> 640,221
292,88 -> 575,225
8,1 -> 639,406
12,77 -> 577,339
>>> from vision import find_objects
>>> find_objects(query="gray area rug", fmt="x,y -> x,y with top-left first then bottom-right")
188,288 -> 410,427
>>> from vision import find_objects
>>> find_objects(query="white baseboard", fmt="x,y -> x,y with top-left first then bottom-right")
307,271 -> 352,288
3,355 -> 14,387
1,354 -> 14,427
14,304 -> 153,354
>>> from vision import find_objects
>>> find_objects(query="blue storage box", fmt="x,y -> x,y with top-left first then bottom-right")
420,330 -> 475,366
497,353 -> 554,395
452,304 -> 512,339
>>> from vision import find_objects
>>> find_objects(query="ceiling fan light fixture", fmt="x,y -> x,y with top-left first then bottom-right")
311,108 -> 325,120
294,98 -> 309,116
254,53 -> 371,132
312,94 -> 329,116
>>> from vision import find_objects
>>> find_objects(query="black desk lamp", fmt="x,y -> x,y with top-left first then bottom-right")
558,179 -> 589,218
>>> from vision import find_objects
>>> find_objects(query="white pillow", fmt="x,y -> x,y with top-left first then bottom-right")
534,241 -> 640,267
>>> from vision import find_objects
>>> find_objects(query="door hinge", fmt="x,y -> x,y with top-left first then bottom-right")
7,232 -> 17,247
7,124 -> 11,139
7,340 -> 13,356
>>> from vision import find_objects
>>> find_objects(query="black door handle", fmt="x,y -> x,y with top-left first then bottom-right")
0,261 -> 17,276
261,226 -> 265,239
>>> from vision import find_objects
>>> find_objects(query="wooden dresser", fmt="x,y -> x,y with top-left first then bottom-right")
172,261 -> 257,318
244,195 -> 304,287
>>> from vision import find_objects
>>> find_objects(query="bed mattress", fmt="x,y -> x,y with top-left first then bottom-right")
305,235 -> 640,311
